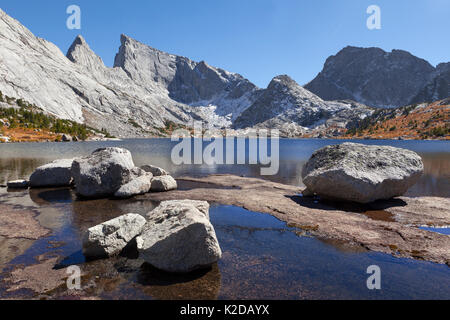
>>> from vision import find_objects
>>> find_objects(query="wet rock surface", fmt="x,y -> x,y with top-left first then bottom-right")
0,204 -> 50,240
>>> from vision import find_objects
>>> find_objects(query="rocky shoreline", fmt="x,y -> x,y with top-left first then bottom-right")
4,144 -> 449,267
145,175 -> 450,265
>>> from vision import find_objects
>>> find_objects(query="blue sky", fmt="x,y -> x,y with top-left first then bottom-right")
1,0 -> 449,88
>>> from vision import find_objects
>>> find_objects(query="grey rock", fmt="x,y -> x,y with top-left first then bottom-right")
71,147 -> 137,198
150,175 -> 177,192
305,46 -> 439,108
7,180 -> 29,189
141,164 -> 168,177
411,63 -> 450,104
0,9 -> 382,137
61,134 -> 72,142
29,159 -> 74,188
137,200 -> 221,273
114,172 -> 153,199
145,199 -> 210,220
301,143 -> 424,203
82,213 -> 146,258
233,75 -> 374,133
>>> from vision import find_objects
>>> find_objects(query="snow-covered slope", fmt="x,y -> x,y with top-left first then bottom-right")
234,75 -> 373,135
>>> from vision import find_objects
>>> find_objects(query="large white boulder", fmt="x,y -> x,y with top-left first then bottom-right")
150,175 -> 177,192
82,213 -> 146,258
301,143 -> 424,203
136,200 -> 221,273
71,147 -> 137,198
29,159 -> 74,188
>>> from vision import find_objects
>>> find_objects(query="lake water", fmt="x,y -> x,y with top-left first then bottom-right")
1,138 -> 449,197
0,139 -> 449,299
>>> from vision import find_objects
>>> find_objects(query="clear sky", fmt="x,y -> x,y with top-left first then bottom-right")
1,0 -> 449,88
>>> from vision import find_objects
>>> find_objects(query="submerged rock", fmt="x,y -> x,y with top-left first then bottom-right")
137,200 -> 221,273
82,213 -> 146,258
71,147 -> 137,198
7,180 -> 29,189
150,175 -> 177,192
141,165 -> 168,177
114,172 -> 153,199
29,159 -> 74,188
301,143 -> 424,203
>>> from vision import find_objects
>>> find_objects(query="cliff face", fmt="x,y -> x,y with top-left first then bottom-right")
2,8 -> 444,138
305,46 -> 448,108
411,63 -> 450,105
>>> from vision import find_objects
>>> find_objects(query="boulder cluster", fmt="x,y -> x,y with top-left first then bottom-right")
82,200 -> 222,273
7,147 -> 177,198
6,147 -> 221,273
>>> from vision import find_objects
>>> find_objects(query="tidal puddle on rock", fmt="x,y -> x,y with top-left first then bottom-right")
0,188 -> 449,299
419,227 -> 450,236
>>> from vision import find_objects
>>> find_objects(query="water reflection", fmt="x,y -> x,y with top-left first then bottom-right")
0,139 -> 449,196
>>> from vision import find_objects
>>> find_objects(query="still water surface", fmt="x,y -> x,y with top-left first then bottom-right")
1,138 -> 449,196
0,139 -> 449,299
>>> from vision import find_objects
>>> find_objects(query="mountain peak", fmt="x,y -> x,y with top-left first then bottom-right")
269,75 -> 297,87
66,35 -> 104,69
305,46 -> 436,107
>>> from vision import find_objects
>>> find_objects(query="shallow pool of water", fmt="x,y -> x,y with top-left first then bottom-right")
0,188 -> 449,300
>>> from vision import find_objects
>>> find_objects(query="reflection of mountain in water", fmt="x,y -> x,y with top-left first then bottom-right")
0,140 -> 448,196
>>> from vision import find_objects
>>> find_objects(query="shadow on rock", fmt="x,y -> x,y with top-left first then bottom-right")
287,195 -> 407,222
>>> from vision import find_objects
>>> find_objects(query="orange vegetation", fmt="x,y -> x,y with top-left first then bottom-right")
0,126 -> 61,143
343,101 -> 450,140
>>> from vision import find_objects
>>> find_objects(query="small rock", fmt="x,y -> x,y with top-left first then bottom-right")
114,172 -> 153,199
61,134 -> 72,142
141,165 -> 168,177
7,180 -> 29,189
82,213 -> 146,258
137,200 -> 221,273
146,199 -> 210,220
150,175 -> 177,192
29,159 -> 74,188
